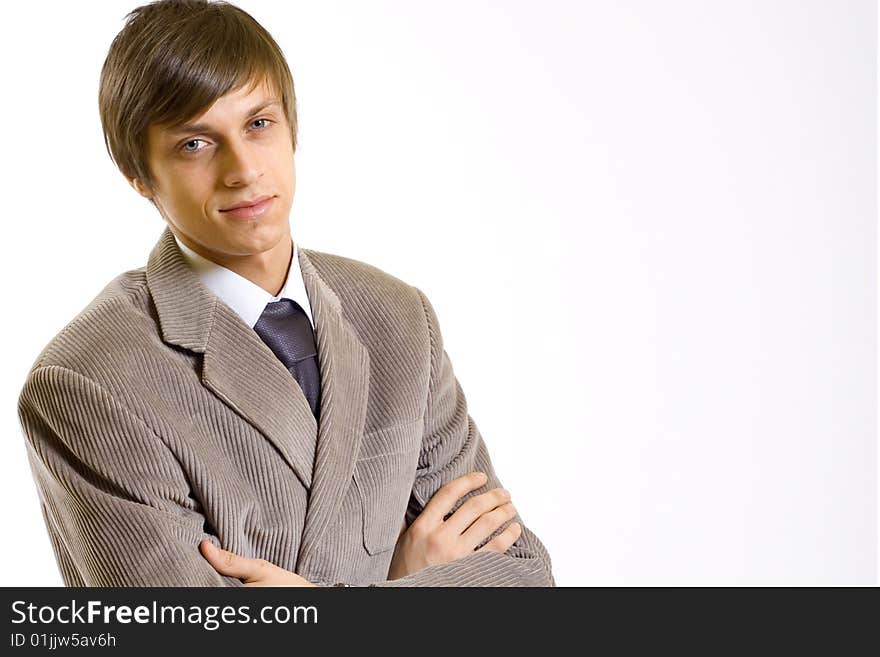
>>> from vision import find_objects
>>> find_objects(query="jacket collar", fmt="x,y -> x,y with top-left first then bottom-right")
172,233 -> 316,330
145,226 -> 370,566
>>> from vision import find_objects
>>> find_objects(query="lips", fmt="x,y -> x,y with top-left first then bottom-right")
219,195 -> 275,220
220,195 -> 274,212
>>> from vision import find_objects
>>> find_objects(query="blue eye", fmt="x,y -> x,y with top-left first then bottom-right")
181,139 -> 204,153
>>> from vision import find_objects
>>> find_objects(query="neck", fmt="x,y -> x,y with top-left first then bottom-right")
176,231 -> 294,296
227,240 -> 293,296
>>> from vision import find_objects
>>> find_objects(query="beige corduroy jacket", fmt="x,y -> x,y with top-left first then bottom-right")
17,226 -> 554,587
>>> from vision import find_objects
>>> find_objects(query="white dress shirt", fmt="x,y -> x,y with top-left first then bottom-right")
174,234 -> 315,330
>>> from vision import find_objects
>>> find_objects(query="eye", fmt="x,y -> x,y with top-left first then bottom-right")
180,139 -> 206,154
251,117 -> 274,130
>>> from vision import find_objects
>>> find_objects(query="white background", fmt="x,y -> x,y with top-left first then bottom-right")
0,0 -> 875,586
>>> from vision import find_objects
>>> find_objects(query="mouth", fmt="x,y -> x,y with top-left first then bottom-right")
219,195 -> 275,219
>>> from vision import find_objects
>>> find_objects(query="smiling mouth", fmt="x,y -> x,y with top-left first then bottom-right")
219,196 -> 275,219
220,194 -> 274,212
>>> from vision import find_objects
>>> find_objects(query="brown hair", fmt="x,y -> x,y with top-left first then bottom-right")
98,0 -> 298,196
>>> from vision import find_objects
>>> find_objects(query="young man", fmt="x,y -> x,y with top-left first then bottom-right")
17,0 -> 554,587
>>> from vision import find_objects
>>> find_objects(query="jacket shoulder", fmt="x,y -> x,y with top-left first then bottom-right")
302,248 -> 422,307
24,268 -> 154,377
302,247 -> 431,348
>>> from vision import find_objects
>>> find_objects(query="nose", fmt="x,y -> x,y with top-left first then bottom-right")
222,136 -> 263,188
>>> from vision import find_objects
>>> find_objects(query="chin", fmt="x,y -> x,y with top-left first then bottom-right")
231,226 -> 288,254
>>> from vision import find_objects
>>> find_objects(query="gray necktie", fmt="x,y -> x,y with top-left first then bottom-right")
253,299 -> 321,421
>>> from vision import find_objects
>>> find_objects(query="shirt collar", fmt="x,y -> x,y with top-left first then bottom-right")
173,234 -> 315,330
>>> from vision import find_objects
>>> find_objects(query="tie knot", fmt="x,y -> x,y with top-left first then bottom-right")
261,298 -> 304,319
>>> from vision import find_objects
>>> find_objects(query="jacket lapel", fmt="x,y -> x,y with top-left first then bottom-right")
146,227 -> 372,567
201,305 -> 318,490
295,247 -> 370,569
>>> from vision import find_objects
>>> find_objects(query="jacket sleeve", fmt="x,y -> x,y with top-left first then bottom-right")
17,364 -> 244,587
367,287 -> 555,587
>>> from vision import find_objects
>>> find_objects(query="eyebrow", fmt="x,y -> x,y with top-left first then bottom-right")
167,99 -> 282,136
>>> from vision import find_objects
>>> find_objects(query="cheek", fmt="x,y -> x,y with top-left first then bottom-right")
159,180 -> 211,224
272,140 -> 296,180
171,176 -> 211,207
276,155 -> 296,194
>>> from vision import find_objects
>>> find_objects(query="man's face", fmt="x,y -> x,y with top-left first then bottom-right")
133,78 -> 296,264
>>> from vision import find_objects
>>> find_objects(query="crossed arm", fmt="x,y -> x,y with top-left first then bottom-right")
199,471 -> 525,586
17,288 -> 553,587
220,287 -> 556,586
368,288 -> 554,586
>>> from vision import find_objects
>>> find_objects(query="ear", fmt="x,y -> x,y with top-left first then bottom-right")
128,177 -> 153,201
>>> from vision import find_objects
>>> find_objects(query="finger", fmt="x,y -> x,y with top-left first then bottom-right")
444,487 -> 511,535
460,501 -> 518,548
199,540 -> 267,582
475,521 -> 522,555
419,472 -> 488,526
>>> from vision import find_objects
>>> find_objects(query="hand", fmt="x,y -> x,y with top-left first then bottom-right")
199,540 -> 318,587
387,471 -> 521,580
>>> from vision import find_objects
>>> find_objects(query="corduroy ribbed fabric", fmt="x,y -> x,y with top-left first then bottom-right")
17,226 -> 555,587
